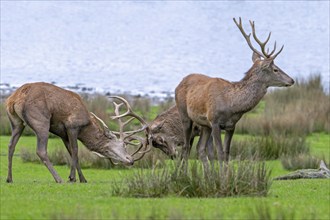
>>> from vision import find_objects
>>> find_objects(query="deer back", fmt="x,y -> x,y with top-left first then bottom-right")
6,82 -> 137,165
6,82 -> 90,129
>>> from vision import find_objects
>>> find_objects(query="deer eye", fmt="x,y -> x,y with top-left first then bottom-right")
274,68 -> 279,73
157,137 -> 165,144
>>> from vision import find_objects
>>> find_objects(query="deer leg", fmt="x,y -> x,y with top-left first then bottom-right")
206,136 -> 214,161
66,128 -> 84,183
36,132 -> 63,183
198,127 -> 211,171
224,129 -> 235,162
194,136 -> 202,159
211,123 -> 224,162
189,135 -> 195,158
177,118 -> 193,173
61,138 -> 87,183
181,119 -> 193,161
22,109 -> 62,183
6,117 -> 25,183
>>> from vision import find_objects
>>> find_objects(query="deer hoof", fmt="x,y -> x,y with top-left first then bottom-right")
68,176 -> 76,183
80,179 -> 87,183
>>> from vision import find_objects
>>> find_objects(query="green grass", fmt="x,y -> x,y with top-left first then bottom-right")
1,134 -> 329,219
308,132 -> 330,160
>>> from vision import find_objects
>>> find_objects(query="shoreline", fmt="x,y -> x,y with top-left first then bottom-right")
0,82 -> 175,104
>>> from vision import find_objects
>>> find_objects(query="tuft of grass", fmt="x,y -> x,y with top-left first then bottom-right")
280,154 -> 321,171
230,135 -> 310,160
20,147 -> 40,164
112,166 -> 171,198
250,203 -> 294,220
236,74 -> 329,136
112,160 -> 272,198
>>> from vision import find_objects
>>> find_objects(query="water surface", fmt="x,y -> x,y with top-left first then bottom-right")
1,1 -> 329,96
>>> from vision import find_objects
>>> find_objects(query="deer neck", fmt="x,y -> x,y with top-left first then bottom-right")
78,124 -> 105,151
230,73 -> 268,114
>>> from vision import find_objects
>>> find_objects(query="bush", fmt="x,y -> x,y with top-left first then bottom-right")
112,160 -> 272,198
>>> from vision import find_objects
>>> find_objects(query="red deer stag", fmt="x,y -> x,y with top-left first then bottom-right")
175,17 -> 294,167
6,83 -> 149,183
149,105 -> 213,160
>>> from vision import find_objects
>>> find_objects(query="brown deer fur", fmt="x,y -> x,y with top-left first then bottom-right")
175,18 -> 294,167
150,105 -> 213,159
6,82 -> 134,183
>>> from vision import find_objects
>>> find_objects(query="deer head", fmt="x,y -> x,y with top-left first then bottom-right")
88,96 -> 151,165
150,119 -> 178,158
233,17 -> 294,87
89,112 -> 134,165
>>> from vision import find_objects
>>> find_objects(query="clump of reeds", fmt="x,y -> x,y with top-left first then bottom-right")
20,147 -> 40,163
236,74 -> 329,136
112,160 -> 271,198
230,135 -> 309,160
20,146 -> 70,165
0,104 -> 11,135
280,154 -> 321,170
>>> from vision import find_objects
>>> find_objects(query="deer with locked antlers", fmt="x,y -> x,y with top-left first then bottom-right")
149,105 -> 213,160
175,17 -> 294,167
5,82 -> 149,183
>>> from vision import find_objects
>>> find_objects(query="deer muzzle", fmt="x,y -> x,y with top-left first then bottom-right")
285,78 -> 295,87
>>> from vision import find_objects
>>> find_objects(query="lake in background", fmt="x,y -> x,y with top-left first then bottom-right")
1,1 -> 329,97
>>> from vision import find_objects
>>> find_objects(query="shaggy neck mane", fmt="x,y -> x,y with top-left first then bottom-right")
229,63 -> 268,113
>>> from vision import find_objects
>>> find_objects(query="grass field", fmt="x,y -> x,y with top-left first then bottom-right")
0,134 -> 329,219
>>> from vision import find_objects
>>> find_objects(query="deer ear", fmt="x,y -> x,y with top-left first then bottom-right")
252,52 -> 261,62
262,59 -> 274,68
151,120 -> 165,132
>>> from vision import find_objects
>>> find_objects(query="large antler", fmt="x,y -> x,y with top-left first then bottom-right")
110,96 -> 151,162
233,17 -> 283,60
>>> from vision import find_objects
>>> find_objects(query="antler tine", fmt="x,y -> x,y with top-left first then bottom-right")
233,17 -> 265,58
112,102 -> 125,140
112,100 -> 147,140
123,125 -> 149,139
271,44 -> 284,60
268,41 -> 277,57
128,136 -> 152,162
90,112 -> 110,130
109,96 -> 151,161
112,120 -> 147,138
249,20 -> 273,58
110,96 -> 149,127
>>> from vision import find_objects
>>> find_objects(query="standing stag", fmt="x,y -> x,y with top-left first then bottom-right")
175,18 -> 294,166
6,82 -> 149,183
